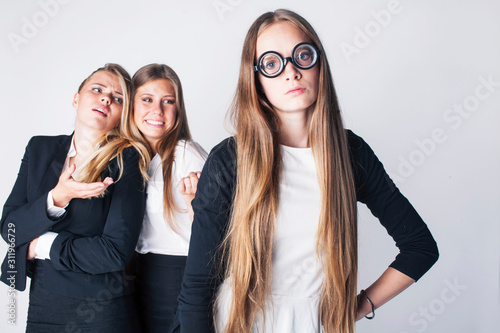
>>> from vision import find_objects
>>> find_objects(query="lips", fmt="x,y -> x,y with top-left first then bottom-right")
92,106 -> 109,117
286,86 -> 306,95
145,119 -> 165,126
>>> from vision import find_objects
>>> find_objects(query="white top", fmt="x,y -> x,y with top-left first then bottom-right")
216,145 -> 325,333
135,140 -> 207,256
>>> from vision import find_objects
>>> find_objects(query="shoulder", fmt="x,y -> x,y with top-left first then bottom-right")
177,137 -> 236,171
208,137 -> 237,163
346,129 -> 368,154
175,140 -> 209,160
345,130 -> 398,199
107,144 -> 143,174
201,137 -> 237,181
108,145 -> 146,184
345,129 -> 379,169
121,144 -> 142,162
174,140 -> 208,175
345,129 -> 380,185
27,134 -> 71,149
23,134 -> 71,160
192,138 -> 237,211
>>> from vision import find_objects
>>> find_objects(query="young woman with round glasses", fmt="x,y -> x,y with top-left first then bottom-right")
174,9 -> 439,333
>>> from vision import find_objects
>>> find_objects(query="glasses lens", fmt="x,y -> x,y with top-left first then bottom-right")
259,53 -> 283,77
293,44 -> 317,69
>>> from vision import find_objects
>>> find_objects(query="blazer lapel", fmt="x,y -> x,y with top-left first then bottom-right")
40,134 -> 91,233
38,134 -> 83,230
38,135 -> 72,195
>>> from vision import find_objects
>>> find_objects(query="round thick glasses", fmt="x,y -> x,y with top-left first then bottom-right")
254,42 -> 320,78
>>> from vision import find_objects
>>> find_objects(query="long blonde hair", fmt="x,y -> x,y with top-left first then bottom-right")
132,64 -> 192,230
222,9 -> 358,333
78,63 -> 150,184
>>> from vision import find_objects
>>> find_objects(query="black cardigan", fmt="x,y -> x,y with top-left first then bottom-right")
173,130 -> 439,332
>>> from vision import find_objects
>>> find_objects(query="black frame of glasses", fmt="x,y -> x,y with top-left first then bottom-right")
254,42 -> 321,78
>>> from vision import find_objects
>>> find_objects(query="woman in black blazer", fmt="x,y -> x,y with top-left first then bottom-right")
0,64 -> 150,332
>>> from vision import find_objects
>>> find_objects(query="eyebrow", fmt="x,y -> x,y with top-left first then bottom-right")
140,93 -> 176,98
93,83 -> 123,96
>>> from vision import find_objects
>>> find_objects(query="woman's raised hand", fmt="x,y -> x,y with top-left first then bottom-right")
178,172 -> 201,197
178,171 -> 201,220
52,164 -> 114,207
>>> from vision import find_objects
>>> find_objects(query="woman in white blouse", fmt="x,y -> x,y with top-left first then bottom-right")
129,63 -> 207,333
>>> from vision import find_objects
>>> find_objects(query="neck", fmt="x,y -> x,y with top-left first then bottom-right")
73,124 -> 106,159
276,108 -> 312,148
149,140 -> 159,156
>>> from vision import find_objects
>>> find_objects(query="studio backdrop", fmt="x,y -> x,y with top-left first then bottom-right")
0,1 -> 498,332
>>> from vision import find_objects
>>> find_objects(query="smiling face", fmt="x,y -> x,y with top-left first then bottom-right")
256,21 -> 320,117
133,79 -> 178,152
73,70 -> 124,135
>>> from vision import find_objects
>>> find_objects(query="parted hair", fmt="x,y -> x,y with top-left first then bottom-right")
77,63 -> 150,185
221,9 -> 358,333
131,63 -> 192,231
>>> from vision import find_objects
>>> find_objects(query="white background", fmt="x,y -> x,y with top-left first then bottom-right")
0,1 -> 499,332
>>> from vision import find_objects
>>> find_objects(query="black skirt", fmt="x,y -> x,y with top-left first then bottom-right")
134,252 -> 187,333
26,260 -> 142,333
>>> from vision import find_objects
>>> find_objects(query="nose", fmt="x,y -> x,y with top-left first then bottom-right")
283,60 -> 301,81
101,94 -> 111,105
153,102 -> 164,115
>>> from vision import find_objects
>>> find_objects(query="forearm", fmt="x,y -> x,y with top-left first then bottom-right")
1,193 -> 60,246
50,231 -> 140,274
49,150 -> 146,274
356,267 -> 414,321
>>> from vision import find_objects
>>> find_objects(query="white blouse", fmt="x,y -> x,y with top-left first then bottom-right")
135,140 -> 207,256
216,145 -> 325,333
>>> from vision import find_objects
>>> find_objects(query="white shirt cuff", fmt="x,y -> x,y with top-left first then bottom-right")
46,190 -> 67,219
34,232 -> 58,260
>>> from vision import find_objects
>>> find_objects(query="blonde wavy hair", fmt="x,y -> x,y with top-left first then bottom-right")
222,9 -> 358,333
77,63 -> 150,185
131,64 -> 192,231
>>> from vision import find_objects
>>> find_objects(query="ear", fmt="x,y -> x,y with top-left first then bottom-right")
72,92 -> 79,110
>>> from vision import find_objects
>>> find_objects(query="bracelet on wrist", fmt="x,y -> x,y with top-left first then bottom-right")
360,289 -> 375,319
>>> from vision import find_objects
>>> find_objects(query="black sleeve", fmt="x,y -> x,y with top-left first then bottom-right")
0,137 -> 63,247
49,147 -> 146,274
348,130 -> 438,281
174,138 -> 236,333
0,137 -> 64,291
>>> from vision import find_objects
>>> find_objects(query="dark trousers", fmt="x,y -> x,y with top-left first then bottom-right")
26,260 -> 142,333
134,253 -> 187,333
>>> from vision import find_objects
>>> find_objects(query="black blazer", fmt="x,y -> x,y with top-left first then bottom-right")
0,134 -> 146,299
